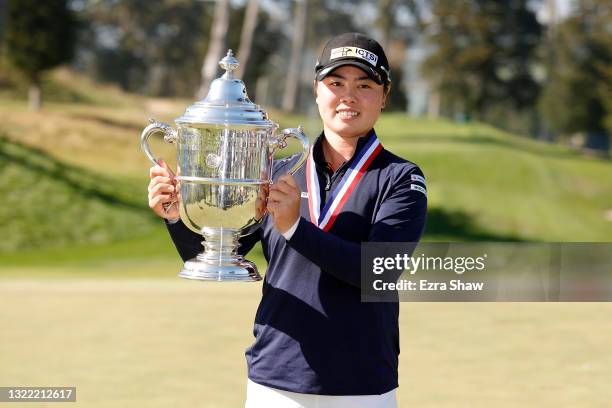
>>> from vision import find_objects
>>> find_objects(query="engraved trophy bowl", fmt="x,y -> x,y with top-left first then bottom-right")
140,50 -> 309,282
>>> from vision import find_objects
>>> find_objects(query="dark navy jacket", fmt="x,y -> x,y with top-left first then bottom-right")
166,130 -> 427,395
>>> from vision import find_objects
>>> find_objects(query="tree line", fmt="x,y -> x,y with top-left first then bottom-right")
0,0 -> 610,153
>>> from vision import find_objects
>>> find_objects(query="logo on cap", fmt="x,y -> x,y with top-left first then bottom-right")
330,47 -> 379,67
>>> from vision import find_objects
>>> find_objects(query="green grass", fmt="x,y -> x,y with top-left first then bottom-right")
0,228 -> 268,279
0,135 -> 157,253
377,114 -> 612,241
0,67 -> 142,107
1,68 -> 611,268
1,280 -> 611,407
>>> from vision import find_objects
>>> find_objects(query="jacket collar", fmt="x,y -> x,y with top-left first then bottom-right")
312,129 -> 375,172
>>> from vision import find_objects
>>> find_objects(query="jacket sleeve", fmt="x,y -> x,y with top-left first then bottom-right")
286,166 -> 427,287
166,220 -> 262,262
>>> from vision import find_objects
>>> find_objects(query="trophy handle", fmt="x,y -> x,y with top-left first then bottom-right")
271,125 -> 310,176
140,118 -> 178,168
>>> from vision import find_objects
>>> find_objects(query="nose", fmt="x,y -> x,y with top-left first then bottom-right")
339,86 -> 357,104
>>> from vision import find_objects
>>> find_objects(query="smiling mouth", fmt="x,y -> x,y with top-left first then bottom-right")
337,110 -> 360,118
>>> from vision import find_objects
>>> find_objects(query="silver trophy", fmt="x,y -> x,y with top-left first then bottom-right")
141,50 -> 309,282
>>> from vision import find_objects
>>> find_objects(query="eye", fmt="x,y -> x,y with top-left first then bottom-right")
329,81 -> 342,87
358,83 -> 372,89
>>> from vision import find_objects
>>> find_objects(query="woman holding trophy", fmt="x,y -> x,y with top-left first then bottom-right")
147,33 -> 427,408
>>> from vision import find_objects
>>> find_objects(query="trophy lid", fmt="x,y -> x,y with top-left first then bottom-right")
175,50 -> 274,127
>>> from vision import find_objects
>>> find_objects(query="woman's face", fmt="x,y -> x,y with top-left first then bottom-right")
315,65 -> 386,140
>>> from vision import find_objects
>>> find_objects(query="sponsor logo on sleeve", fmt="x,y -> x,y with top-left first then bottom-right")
411,174 -> 426,185
410,184 -> 427,196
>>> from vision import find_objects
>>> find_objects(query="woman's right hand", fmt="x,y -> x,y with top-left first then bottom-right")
148,159 -> 180,220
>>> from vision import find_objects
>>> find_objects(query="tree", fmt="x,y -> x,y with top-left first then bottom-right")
0,0 -> 8,45
76,0 -> 212,97
227,3 -> 282,100
235,0 -> 260,78
73,1 -> 279,99
373,0 -> 414,111
539,0 -> 611,152
5,0 -> 76,110
281,0 -> 307,112
197,0 -> 229,99
422,0 -> 542,120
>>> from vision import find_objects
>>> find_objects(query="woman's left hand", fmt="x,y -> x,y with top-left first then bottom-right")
267,174 -> 301,234
254,183 -> 269,221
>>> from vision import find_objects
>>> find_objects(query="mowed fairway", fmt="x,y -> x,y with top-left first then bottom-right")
1,278 -> 611,407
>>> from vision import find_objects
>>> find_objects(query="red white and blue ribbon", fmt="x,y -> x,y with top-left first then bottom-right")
306,132 -> 383,231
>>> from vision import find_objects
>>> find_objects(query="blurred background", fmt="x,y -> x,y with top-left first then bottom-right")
1,1 -> 611,407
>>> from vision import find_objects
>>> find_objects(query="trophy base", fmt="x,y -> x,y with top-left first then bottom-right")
178,258 -> 262,282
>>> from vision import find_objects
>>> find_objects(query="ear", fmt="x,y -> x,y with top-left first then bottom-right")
381,83 -> 391,109
313,80 -> 318,99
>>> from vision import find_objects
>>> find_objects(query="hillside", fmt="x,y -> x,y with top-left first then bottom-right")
1,69 -> 611,264
377,115 -> 612,241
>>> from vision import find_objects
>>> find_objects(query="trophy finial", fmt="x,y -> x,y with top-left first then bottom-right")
220,49 -> 240,79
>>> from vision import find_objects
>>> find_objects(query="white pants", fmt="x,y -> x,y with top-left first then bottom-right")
245,379 -> 398,408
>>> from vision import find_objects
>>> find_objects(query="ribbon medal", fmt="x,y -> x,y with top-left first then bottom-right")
306,132 -> 382,231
